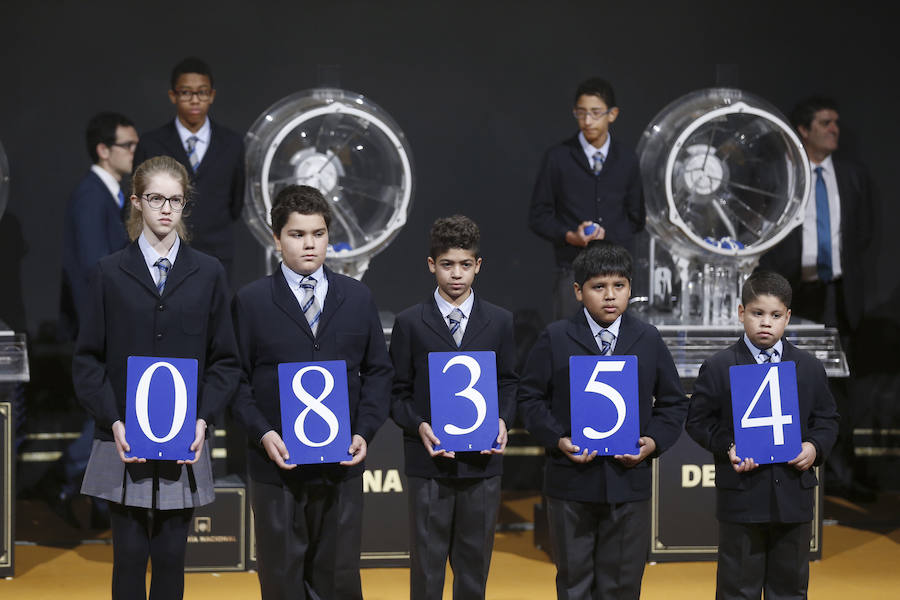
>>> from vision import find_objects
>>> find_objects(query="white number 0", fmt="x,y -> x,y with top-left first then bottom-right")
291,366 -> 340,448
135,361 -> 188,443
582,360 -> 627,440
441,355 -> 487,436
740,366 -> 792,445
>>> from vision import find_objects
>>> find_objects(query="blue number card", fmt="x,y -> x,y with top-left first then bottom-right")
278,361 -> 352,464
126,356 -> 198,461
729,361 -> 801,464
569,355 -> 640,455
427,351 -> 499,452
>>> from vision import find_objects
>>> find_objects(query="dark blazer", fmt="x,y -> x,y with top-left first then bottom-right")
134,119 -> 245,263
390,295 -> 518,478
517,310 -> 687,504
231,266 -> 393,485
60,170 -> 130,338
685,338 -> 839,523
73,241 -> 241,441
529,134 -> 645,266
757,156 -> 873,330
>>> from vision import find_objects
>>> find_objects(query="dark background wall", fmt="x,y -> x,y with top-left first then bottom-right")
2,0 -> 898,337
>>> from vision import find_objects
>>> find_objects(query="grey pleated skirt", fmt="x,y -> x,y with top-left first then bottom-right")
81,439 -> 214,509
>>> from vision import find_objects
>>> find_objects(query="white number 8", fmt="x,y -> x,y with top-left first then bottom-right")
291,366 -> 340,448
135,361 -> 188,443
582,360 -> 627,440
441,355 -> 487,436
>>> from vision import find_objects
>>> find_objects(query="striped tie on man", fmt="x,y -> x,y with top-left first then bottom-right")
155,258 -> 171,295
300,276 -> 321,335
447,308 -> 464,347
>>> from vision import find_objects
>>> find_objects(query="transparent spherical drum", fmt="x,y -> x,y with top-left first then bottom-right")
0,141 -> 9,223
245,88 -> 414,277
637,88 -> 810,262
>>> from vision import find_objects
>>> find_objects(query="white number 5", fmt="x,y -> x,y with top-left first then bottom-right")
582,360 -> 627,440
741,366 -> 792,445
441,355 -> 487,435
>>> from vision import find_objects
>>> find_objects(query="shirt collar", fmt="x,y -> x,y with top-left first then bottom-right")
583,308 -> 622,340
743,334 -> 784,362
578,131 -> 611,163
281,262 -> 326,289
811,153 -> 834,172
433,287 -> 475,319
90,164 -> 123,203
174,117 -> 211,146
138,232 -> 180,270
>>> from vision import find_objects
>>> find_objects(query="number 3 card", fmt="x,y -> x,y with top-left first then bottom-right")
428,351 -> 499,452
278,361 -> 352,465
729,361 -> 801,464
569,355 -> 640,455
125,356 -> 198,461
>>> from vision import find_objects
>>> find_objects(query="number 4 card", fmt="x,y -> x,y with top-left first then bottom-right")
729,361 -> 802,464
569,355 -> 640,456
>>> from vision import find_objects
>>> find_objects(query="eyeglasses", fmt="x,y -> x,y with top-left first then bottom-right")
110,141 -> 138,152
142,193 -> 186,211
174,88 -> 212,101
573,108 -> 614,121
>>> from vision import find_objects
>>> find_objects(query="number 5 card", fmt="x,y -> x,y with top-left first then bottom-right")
428,351 -> 499,452
569,355 -> 640,455
729,361 -> 801,464
278,361 -> 352,465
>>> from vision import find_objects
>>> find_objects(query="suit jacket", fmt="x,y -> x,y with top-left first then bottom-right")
517,310 -> 688,503
134,119 -> 245,263
758,155 -> 873,330
685,339 -> 839,523
529,134 -> 645,266
73,241 -> 241,441
231,266 -> 393,485
390,295 -> 518,478
60,170 -> 130,339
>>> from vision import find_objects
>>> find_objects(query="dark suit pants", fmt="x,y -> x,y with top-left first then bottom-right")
408,475 -> 501,600
546,497 -> 650,600
251,475 -> 363,600
716,520 -> 811,600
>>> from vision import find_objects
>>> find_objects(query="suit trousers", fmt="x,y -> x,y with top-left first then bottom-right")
716,520 -> 811,600
251,475 -> 363,600
408,475 -> 501,600
546,497 -> 650,600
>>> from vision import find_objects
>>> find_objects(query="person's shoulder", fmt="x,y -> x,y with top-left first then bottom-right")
544,134 -> 579,156
608,137 -> 639,163
395,301 -> 428,322
183,245 -> 226,270
210,119 -> 243,143
475,298 -> 513,320
236,274 -> 274,302
70,171 -> 107,202
140,122 -> 176,142
96,243 -> 133,270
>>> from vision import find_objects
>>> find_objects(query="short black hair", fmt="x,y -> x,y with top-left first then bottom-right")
789,96 -> 839,131
85,112 -> 134,163
573,240 -> 632,286
170,57 -> 214,90
741,270 -> 792,308
270,185 -> 332,235
574,77 -> 617,108
429,214 -> 480,259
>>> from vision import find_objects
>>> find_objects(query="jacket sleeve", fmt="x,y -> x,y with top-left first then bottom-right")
528,150 -> 570,245
644,330 -> 689,455
497,311 -> 519,427
686,358 -> 732,455
352,296 -> 393,443
517,328 -> 566,448
229,293 -> 275,445
389,314 -> 423,436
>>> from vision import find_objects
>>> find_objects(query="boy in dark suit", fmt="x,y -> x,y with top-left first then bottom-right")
231,185 -> 392,600
390,215 -> 517,600
517,239 -> 687,600
134,57 -> 244,277
686,270 -> 839,599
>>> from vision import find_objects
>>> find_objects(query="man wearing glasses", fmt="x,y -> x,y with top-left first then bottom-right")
529,77 -> 645,319
134,57 -> 245,280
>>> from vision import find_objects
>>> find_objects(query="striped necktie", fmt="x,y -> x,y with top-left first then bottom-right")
186,136 -> 200,171
760,349 -> 773,363
593,151 -> 605,175
598,329 -> 615,355
447,308 -> 464,347
154,258 -> 171,295
299,276 -> 321,335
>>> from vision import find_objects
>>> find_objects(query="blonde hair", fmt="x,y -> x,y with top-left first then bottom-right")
126,156 -> 192,241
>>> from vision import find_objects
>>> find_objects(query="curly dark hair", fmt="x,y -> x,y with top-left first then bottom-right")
429,214 -> 480,258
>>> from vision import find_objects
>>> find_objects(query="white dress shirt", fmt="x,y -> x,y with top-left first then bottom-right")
584,309 -> 622,354
138,233 -> 181,287
175,117 -> 211,165
281,263 -> 329,312
743,335 -> 784,364
800,154 -> 842,281
578,131 -> 611,172
434,288 -> 475,340
91,164 -> 124,207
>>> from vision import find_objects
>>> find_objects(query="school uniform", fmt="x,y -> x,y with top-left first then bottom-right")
73,235 -> 241,599
231,264 -> 392,600
390,290 -> 518,600
517,309 -> 688,600
686,336 -> 839,600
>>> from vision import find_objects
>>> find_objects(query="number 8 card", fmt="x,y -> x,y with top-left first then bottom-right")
569,355 -> 640,455
729,361 -> 801,464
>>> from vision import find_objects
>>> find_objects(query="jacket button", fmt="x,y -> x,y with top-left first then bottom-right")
314,344 -> 320,351
158,304 -> 165,311
156,333 -> 163,340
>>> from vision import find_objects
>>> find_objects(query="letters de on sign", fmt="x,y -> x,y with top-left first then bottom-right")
427,351 -> 500,452
126,356 -> 198,461
277,361 -> 352,464
569,355 -> 640,455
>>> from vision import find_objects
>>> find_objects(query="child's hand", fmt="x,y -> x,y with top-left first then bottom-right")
614,436 -> 657,467
112,420 -> 145,464
788,441 -> 817,471
178,418 -> 207,465
340,434 -> 368,466
418,422 -> 455,459
261,430 -> 298,470
558,436 -> 598,463
728,444 -> 758,472
481,418 -> 508,454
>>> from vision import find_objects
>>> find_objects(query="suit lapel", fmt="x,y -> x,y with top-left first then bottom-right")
118,242 -> 159,296
271,267 -> 315,341
565,134 -> 592,174
732,337 -> 758,366
459,296 -> 491,348
162,121 -> 192,167
611,312 -> 645,355
565,310 -> 600,354
422,297 -> 457,348
315,267 -> 345,336
159,244 -> 198,297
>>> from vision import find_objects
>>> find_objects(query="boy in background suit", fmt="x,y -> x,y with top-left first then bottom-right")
686,270 -> 839,599
518,240 -> 687,600
390,215 -> 517,600
231,185 -> 392,600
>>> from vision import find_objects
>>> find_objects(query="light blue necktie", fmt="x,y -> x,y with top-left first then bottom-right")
186,136 -> 200,171
598,329 -> 615,355
814,166 -> 833,282
448,308 -> 464,346
593,151 -> 605,175
299,276 -> 321,335
116,188 -> 125,209
154,258 -> 171,295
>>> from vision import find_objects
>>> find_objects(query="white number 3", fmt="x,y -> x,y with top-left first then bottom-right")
441,355 -> 487,435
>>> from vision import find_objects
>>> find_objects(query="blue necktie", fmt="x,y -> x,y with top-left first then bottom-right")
299,276 -> 321,335
760,349 -> 772,363
186,136 -> 200,171
155,258 -> 171,295
593,151 -> 605,175
598,329 -> 615,355
448,308 -> 464,346
814,166 -> 833,282
116,188 -> 125,209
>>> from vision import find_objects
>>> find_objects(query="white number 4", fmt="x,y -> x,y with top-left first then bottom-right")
741,366 -> 792,445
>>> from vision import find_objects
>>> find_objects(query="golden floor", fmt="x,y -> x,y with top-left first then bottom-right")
3,523 -> 899,599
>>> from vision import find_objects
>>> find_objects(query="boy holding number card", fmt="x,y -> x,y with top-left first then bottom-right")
517,239 -> 687,600
390,215 -> 517,600
686,270 -> 838,599
231,185 -> 392,600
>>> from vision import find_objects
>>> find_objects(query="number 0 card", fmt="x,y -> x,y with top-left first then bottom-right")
729,361 -> 802,464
